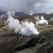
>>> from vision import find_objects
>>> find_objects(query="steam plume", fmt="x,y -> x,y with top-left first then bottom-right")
6,11 -> 39,36
36,16 -> 48,25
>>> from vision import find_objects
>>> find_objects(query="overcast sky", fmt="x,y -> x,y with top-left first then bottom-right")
0,0 -> 53,15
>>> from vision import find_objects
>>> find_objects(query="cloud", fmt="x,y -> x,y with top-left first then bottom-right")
0,0 -> 36,13
32,0 -> 53,13
0,0 -> 53,14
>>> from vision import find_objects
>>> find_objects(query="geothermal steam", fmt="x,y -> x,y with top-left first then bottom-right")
20,21 -> 39,36
36,16 -> 48,25
6,12 -> 39,36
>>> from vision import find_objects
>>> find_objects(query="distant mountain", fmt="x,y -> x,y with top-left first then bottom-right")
15,12 -> 28,16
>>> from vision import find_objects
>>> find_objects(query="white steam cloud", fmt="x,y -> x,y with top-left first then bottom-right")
36,16 -> 48,25
6,11 -> 39,36
20,21 -> 39,36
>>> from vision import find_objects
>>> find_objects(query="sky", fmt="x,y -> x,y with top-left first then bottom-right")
0,0 -> 53,15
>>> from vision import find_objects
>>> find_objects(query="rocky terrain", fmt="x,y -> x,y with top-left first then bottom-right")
14,25 -> 53,53
0,15 -> 53,53
0,25 -> 52,53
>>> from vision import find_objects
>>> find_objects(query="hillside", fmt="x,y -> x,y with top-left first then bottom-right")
14,26 -> 53,53
33,13 -> 53,20
0,15 -> 52,53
